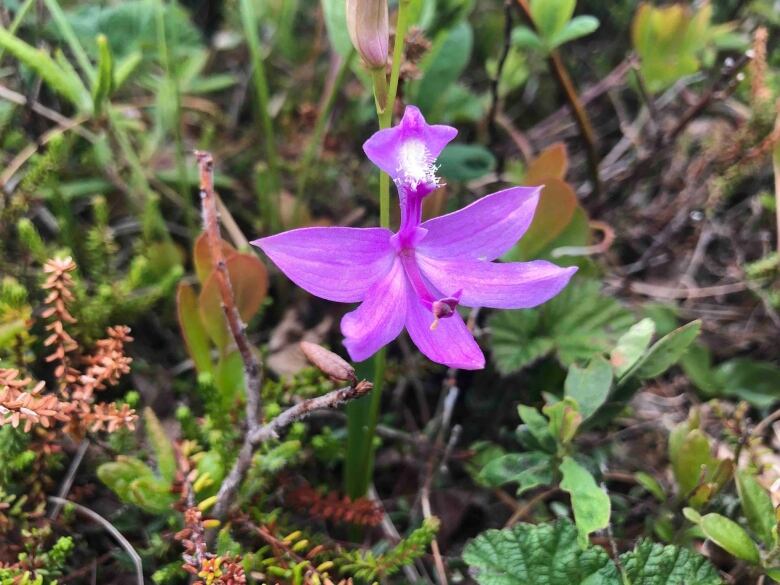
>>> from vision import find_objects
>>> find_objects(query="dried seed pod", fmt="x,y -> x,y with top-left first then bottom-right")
300,342 -> 356,383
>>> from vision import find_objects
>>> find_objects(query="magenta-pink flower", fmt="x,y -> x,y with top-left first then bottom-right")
252,106 -> 577,369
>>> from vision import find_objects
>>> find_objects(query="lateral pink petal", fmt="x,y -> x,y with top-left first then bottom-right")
405,292 -> 484,370
251,227 -> 394,303
417,255 -> 578,309
417,186 -> 541,261
341,257 -> 408,362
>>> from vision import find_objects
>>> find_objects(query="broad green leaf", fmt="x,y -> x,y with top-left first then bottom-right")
463,520 -> 620,585
620,540 -> 722,585
671,429 -> 714,497
143,407 -> 176,484
91,34 -> 114,115
414,21 -> 473,115
478,451 -> 554,495
714,359 -> 780,408
510,25 -> 544,51
560,457 -> 611,548
320,0 -> 352,57
680,344 -> 720,397
518,405 -> 556,453
529,0 -> 576,43
438,144 -> 496,182
735,470 -> 775,547
176,282 -> 213,375
564,356 -> 613,419
610,318 -> 655,377
700,513 -> 760,564
621,321 -> 701,383
543,399 -> 582,445
0,26 -> 91,111
549,16 -> 600,49
490,280 -> 633,375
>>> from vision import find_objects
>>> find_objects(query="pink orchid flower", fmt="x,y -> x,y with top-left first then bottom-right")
252,106 -> 577,369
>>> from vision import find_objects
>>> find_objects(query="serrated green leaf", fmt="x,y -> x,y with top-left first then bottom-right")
700,513 -> 760,564
736,470 -> 775,547
143,407 -> 176,484
620,540 -> 722,585
0,26 -> 91,111
489,280 -> 633,375
560,457 -> 611,548
463,520 -> 620,585
610,318 -> 655,377
549,16 -> 600,49
564,356 -> 613,420
478,451 -> 554,495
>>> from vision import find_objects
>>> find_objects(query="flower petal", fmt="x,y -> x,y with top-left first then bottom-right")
363,105 -> 457,180
405,291 -> 484,370
417,255 -> 577,309
252,227 -> 394,302
341,258 -> 407,362
417,186 -> 541,261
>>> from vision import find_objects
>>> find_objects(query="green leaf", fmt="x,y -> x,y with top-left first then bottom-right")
463,520 -> 620,585
518,405 -> 556,453
560,457 -> 611,548
548,15 -> 600,49
610,318 -> 655,377
621,321 -> 701,383
414,21 -> 473,115
564,356 -> 613,420
735,470 -> 776,547
438,144 -> 496,182
634,472 -> 666,502
489,280 -> 633,375
543,399 -> 582,446
321,0 -> 352,57
91,33 -> 114,115
671,429 -> 714,497
478,452 -> 554,495
143,407 -> 176,484
176,282 -> 213,375
510,26 -> 544,51
700,513 -> 760,564
529,0 -> 576,43
0,25 -> 91,111
620,540 -> 722,585
714,359 -> 780,408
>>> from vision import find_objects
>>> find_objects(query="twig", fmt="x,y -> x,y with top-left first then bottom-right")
196,151 -> 262,430
49,439 -> 89,520
504,487 -> 558,528
47,497 -> 143,585
212,380 -> 373,520
754,408 -> 780,438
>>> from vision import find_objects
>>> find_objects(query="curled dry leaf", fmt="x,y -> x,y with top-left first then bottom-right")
300,341 -> 356,383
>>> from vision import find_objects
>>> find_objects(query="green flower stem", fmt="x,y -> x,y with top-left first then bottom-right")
239,0 -> 281,233
345,0 -> 412,501
0,0 -> 35,63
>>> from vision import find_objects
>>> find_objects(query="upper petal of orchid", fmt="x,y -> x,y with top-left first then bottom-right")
405,288 -> 484,370
417,186 -> 540,261
416,255 -> 578,309
363,106 -> 457,188
341,257 -> 407,362
252,227 -> 394,303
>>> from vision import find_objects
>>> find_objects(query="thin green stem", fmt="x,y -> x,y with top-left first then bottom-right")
239,0 -> 281,232
344,0 -> 411,503
0,0 -> 35,63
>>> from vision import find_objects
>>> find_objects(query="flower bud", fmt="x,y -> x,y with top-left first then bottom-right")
346,0 -> 389,70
